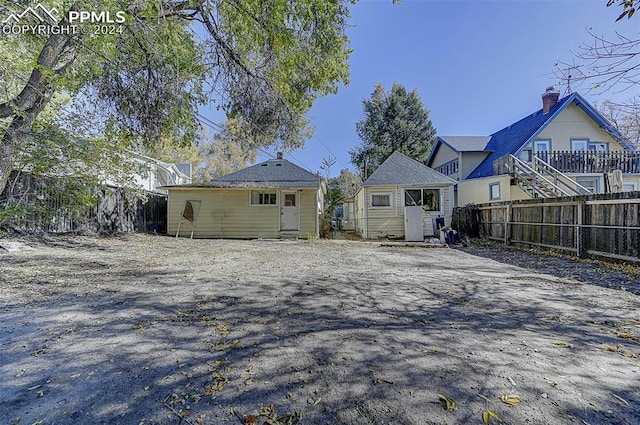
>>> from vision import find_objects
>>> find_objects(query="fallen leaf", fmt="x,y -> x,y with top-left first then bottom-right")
243,414 -> 257,425
552,340 -> 573,348
483,409 -> 503,424
500,394 -> 520,405
437,394 -> 457,410
478,394 -> 491,403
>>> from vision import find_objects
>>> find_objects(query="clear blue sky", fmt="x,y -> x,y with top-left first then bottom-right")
212,0 -> 639,176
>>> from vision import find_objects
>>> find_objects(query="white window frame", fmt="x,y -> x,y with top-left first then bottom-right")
249,191 -> 277,206
571,139 -> 609,152
571,139 -> 588,151
623,180 -> 637,192
589,142 -> 608,152
489,182 -> 501,200
370,192 -> 393,208
533,139 -> 551,153
403,188 -> 442,212
576,177 -> 599,195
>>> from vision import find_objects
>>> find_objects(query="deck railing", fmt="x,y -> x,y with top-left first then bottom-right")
494,151 -> 640,175
535,151 -> 640,174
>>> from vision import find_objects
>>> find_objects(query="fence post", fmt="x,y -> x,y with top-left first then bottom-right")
504,204 -> 511,246
576,198 -> 585,257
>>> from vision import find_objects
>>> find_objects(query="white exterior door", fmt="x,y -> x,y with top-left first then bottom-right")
280,191 -> 299,231
404,206 -> 424,242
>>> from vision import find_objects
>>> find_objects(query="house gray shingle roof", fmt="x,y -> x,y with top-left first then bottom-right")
438,136 -> 490,152
214,158 -> 320,188
363,151 -> 456,187
162,158 -> 321,189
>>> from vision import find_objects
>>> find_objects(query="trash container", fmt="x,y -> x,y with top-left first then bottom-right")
432,217 -> 445,236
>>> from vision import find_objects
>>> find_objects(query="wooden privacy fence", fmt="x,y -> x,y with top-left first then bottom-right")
453,191 -> 640,263
1,173 -> 167,234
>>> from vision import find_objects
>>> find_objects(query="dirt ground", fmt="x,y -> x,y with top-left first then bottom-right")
0,234 -> 639,425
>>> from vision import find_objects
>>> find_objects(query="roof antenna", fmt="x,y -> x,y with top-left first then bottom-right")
562,66 -> 575,96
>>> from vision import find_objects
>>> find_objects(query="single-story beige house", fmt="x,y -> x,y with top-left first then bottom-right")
165,153 -> 325,238
354,151 -> 456,241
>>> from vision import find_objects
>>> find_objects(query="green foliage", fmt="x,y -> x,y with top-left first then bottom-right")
1,0 -> 357,194
153,118 -> 260,182
607,0 -> 639,20
350,83 -> 437,177
208,0 -> 353,151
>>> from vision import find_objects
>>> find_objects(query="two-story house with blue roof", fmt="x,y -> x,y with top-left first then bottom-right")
427,87 -> 640,206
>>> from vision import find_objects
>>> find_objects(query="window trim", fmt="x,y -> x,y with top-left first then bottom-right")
489,182 -> 501,201
623,180 -> 637,192
589,141 -> 609,152
571,138 -> 609,152
571,139 -> 589,151
533,139 -> 552,153
575,177 -> 599,195
249,191 -> 278,206
403,188 -> 442,212
370,192 -> 393,208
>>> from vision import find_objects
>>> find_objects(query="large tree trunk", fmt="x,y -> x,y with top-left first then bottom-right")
0,98 -> 52,197
0,27 -> 76,196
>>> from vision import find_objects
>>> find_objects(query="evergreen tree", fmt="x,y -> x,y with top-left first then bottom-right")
350,83 -> 437,177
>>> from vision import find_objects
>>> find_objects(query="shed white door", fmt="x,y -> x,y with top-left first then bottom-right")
280,191 -> 299,231
404,206 -> 424,242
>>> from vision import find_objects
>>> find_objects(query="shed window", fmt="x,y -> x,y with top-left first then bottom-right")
371,193 -> 391,207
404,188 -> 441,211
250,191 -> 277,205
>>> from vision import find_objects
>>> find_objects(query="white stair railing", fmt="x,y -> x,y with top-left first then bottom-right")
531,155 -> 591,195
507,155 -> 590,198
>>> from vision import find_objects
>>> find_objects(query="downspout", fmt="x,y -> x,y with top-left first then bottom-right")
316,186 -> 320,238
364,186 -> 368,239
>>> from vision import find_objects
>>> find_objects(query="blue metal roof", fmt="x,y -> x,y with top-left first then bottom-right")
466,93 -> 633,179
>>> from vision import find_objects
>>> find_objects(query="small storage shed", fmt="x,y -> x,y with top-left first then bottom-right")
165,154 -> 324,239
354,151 -> 456,240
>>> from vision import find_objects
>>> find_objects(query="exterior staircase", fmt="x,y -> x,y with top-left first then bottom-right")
506,154 -> 591,198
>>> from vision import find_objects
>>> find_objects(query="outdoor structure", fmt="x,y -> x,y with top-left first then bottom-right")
165,153 -> 325,239
0,148 -> 185,234
428,87 -> 640,205
354,151 -> 456,241
129,154 -> 192,193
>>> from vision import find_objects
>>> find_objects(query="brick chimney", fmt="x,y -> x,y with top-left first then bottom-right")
542,86 -> 560,114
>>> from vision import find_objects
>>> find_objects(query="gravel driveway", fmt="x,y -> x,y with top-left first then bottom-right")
1,235 -> 639,425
